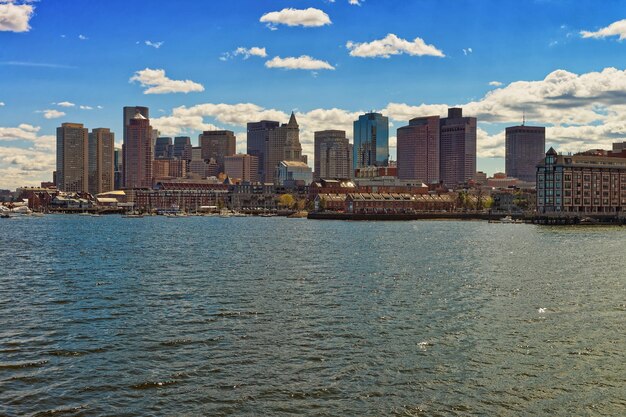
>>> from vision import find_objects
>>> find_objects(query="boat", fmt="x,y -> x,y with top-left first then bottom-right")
122,213 -> 144,218
0,213 -> 10,219
500,215 -> 515,223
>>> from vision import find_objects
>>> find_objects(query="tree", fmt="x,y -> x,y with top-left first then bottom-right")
278,194 -> 295,209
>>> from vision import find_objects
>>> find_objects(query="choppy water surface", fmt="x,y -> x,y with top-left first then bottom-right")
0,216 -> 624,416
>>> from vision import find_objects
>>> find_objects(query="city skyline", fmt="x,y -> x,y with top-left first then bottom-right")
2,0 -> 626,189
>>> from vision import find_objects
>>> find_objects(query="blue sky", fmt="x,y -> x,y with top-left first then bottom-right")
2,0 -> 626,188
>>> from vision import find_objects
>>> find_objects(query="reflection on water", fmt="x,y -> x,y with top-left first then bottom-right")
0,216 -> 624,416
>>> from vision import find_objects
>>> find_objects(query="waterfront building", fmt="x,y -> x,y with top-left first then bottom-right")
247,120 -> 279,183
88,128 -> 115,195
124,112 -> 153,189
56,122 -> 89,193
353,112 -> 389,170
173,136 -> 192,161
397,116 -> 440,183
224,154 -> 259,183
505,125 -> 545,182
199,130 -> 236,173
155,137 -> 173,159
537,147 -> 626,214
439,108 -> 476,187
275,160 -> 313,186
314,130 -> 352,180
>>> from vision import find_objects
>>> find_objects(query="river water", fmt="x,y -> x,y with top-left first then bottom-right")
0,216 -> 624,416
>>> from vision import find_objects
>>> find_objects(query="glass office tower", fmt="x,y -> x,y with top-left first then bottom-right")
353,112 -> 389,170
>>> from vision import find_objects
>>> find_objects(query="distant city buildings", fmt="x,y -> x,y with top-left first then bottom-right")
88,128 -> 115,195
114,148 -> 123,190
199,130 -> 236,174
397,116 -> 440,183
439,108 -> 477,187
224,154 -> 258,183
173,136 -> 192,161
155,137 -> 173,159
56,123 -> 89,193
247,120 -> 279,183
124,112 -> 153,189
353,112 -> 389,170
505,125 -> 545,182
314,130 -> 352,180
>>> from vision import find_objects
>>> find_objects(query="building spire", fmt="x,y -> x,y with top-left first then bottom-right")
287,111 -> 298,127
522,110 -> 526,126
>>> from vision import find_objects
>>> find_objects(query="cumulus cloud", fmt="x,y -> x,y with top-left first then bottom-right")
488,81 -> 503,87
260,8 -> 331,29
79,105 -> 93,110
463,47 -> 473,55
78,34 -> 88,40
580,19 -> 626,40
346,33 -> 445,58
145,40 -> 164,49
129,68 -> 205,94
56,101 -> 75,107
0,102 -> 4,107
265,55 -> 335,70
0,1 -> 34,32
0,122 -> 56,188
349,0 -> 363,5
39,109 -> 66,119
146,67 -> 626,164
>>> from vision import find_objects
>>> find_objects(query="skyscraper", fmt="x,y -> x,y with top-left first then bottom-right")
397,116 -> 440,183
439,108 -> 476,187
155,137 -> 173,159
265,112 -> 306,184
505,125 -> 545,182
247,120 -> 279,183
314,130 -> 352,180
122,107 -> 149,187
199,130 -> 236,173
173,136 -> 192,161
56,123 -> 89,193
124,112 -> 153,188
353,112 -> 389,170
114,147 -> 123,190
88,128 -> 115,195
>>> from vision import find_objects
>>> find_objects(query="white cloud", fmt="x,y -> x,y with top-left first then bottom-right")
260,8 -> 331,29
581,19 -> 626,40
0,1 -> 34,32
349,0 -> 363,5
0,123 -> 41,142
129,68 -> 205,94
222,46 -> 267,61
234,46 -> 267,59
56,101 -> 75,107
97,105 -> 103,109
145,40 -> 164,49
488,81 -> 503,87
78,34 -> 88,40
265,55 -> 335,70
346,33 -> 445,58
463,47 -> 473,55
0,102 -> 4,107
39,109 -> 66,119
79,105 -> 93,110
